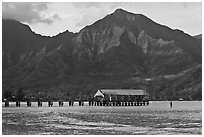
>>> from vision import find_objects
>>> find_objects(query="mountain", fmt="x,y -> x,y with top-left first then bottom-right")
2,20 -> 47,69
194,34 -> 202,39
3,20 -> 76,97
2,9 -> 202,101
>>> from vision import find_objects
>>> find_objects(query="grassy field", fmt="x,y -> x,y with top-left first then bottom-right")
2,101 -> 202,135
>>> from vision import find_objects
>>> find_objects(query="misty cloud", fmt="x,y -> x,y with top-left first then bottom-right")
2,2 -> 61,24
73,3 -> 110,27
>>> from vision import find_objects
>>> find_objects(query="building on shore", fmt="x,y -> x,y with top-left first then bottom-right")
92,89 -> 149,106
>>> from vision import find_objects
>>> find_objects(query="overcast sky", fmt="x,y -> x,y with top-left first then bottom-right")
2,2 -> 202,36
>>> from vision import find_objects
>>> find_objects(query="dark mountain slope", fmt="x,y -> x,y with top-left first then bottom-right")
145,64 -> 202,100
3,20 -> 75,70
3,19 -> 76,93
2,20 -> 49,69
194,34 -> 202,39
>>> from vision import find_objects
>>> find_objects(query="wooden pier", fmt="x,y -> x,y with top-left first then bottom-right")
3,100 -> 149,107
3,89 -> 150,108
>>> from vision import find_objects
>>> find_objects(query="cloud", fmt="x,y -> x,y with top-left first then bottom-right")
73,3 -> 112,27
2,2 -> 61,24
72,2 -> 102,9
75,9 -> 105,27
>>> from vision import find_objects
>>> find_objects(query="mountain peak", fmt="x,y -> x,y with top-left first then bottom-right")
112,8 -> 145,21
113,8 -> 133,15
114,8 -> 127,13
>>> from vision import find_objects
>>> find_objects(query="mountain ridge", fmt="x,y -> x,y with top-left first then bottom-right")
194,34 -> 202,39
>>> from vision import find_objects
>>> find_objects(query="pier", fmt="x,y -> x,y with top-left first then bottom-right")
3,89 -> 150,108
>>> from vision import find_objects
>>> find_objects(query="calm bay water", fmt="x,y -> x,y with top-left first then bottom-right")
2,101 -> 202,135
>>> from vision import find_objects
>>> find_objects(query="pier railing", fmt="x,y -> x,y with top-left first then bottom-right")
2,100 -> 149,107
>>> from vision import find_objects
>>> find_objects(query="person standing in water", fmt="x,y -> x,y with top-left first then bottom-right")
170,101 -> 173,108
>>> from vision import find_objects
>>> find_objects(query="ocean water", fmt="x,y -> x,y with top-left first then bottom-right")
2,101 -> 202,135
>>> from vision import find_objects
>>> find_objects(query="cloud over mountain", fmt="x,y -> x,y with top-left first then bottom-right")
2,2 -> 61,24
